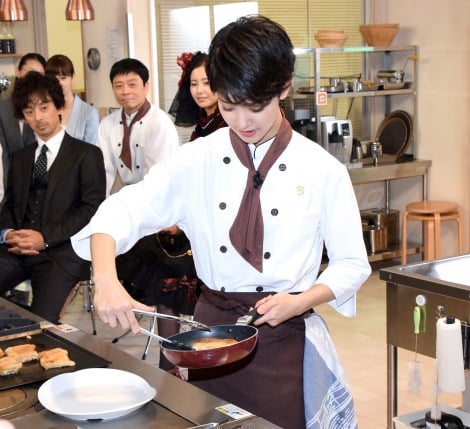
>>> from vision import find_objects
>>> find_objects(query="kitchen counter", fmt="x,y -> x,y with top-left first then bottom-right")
380,254 -> 470,429
0,298 -> 280,429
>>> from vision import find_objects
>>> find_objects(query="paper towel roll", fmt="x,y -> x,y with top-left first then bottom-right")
436,317 -> 465,392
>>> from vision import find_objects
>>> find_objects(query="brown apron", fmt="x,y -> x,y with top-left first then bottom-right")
190,286 -> 308,429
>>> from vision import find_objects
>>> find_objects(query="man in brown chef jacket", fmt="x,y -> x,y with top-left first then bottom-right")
0,71 -> 106,323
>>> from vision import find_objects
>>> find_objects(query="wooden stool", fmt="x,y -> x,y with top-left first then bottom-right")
401,200 -> 463,264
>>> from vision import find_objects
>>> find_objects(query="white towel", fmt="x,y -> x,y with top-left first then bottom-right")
304,313 -> 358,429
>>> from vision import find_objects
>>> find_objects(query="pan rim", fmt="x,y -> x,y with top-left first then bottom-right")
161,325 -> 258,353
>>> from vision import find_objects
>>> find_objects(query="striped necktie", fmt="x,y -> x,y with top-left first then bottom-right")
33,144 -> 48,182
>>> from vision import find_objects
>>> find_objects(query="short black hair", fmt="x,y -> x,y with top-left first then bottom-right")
18,52 -> 47,71
109,58 -> 149,85
207,15 -> 295,105
11,71 -> 65,119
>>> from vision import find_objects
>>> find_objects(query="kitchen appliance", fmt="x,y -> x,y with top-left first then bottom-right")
377,70 -> 404,83
321,119 -> 353,162
361,207 -> 400,248
285,108 -> 316,140
362,225 -> 388,253
350,138 -> 363,162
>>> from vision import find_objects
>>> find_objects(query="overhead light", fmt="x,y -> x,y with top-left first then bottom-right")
0,0 -> 29,21
65,0 -> 94,21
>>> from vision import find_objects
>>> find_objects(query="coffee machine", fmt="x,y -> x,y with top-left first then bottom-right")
284,108 -> 316,141
321,119 -> 353,163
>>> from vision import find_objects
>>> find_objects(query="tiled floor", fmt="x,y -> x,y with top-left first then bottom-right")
61,268 -> 464,429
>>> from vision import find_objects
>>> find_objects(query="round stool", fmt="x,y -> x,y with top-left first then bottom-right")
401,200 -> 463,264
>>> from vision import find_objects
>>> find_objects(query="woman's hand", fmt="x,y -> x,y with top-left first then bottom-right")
253,284 -> 335,327
91,233 -> 154,334
253,293 -> 305,327
93,277 -> 154,334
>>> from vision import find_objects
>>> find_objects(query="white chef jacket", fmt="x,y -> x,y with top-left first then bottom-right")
97,103 -> 178,195
72,127 -> 371,316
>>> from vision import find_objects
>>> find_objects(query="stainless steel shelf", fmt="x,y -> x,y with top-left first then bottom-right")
366,243 -> 422,262
294,45 -> 417,55
321,244 -> 423,270
349,159 -> 431,185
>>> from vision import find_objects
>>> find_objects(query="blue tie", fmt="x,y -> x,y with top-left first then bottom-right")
33,145 -> 48,182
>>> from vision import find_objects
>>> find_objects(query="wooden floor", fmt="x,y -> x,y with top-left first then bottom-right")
62,268 -> 464,429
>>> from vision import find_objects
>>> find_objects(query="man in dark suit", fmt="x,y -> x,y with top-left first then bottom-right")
0,53 -> 46,193
0,71 -> 106,323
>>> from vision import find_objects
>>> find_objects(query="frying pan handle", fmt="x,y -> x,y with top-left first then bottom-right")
236,308 -> 261,326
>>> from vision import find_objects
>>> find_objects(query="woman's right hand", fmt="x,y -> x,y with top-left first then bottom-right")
91,233 -> 155,334
93,277 -> 154,334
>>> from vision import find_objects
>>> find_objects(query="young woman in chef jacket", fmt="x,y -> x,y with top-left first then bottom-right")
72,15 -> 370,429
130,52 -> 228,373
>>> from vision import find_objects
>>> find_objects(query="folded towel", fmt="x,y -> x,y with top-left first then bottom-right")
304,313 -> 358,429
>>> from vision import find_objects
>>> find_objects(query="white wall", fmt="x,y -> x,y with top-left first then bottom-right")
80,0 -> 129,108
389,0 -> 469,255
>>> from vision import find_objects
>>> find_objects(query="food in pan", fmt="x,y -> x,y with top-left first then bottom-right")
5,344 -> 38,363
0,348 -> 4,357
191,337 -> 239,351
39,347 -> 76,370
0,356 -> 23,376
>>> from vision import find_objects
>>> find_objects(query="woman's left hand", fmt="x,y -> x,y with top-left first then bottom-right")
253,293 -> 305,327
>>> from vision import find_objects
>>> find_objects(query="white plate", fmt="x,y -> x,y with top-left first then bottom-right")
38,368 -> 156,421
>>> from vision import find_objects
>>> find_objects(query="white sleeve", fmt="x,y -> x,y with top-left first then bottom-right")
316,163 -> 371,316
97,117 -> 118,196
71,144 -> 193,260
142,109 -> 179,173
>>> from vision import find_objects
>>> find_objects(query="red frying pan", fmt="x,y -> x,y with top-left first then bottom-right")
160,310 -> 259,369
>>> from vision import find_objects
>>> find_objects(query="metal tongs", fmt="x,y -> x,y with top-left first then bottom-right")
133,309 -> 211,331
139,326 -> 194,351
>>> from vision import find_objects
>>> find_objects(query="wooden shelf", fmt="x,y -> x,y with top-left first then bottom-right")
0,53 -> 21,59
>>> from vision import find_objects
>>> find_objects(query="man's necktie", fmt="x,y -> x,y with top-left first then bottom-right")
120,99 -> 151,170
33,144 -> 48,182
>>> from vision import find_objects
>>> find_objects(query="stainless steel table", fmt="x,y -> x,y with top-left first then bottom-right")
350,159 -> 432,263
380,254 -> 470,429
0,298 -> 280,429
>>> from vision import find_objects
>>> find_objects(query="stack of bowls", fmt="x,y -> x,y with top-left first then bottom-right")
359,24 -> 399,47
314,29 -> 347,48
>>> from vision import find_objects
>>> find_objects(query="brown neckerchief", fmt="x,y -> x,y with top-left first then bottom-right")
120,99 -> 151,170
229,116 -> 292,272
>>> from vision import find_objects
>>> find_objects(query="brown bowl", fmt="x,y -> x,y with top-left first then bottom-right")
359,24 -> 399,46
315,29 -> 345,35
314,32 -> 347,48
